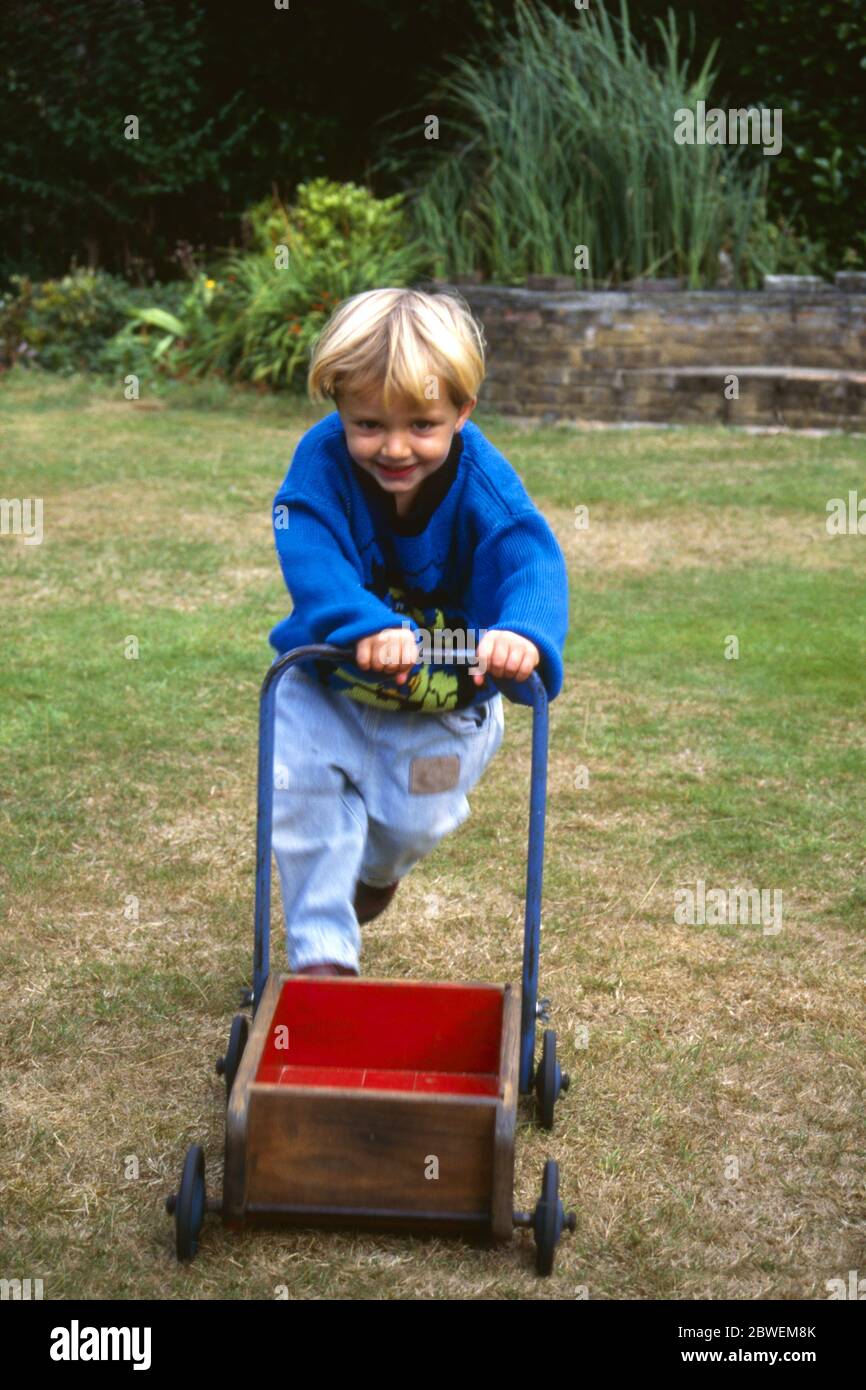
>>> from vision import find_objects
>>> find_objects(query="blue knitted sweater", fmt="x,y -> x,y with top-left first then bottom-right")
268,411 -> 569,711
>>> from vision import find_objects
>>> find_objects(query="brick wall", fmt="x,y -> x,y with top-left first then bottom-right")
449,286 -> 866,431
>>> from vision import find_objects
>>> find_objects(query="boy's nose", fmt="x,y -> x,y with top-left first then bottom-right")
382,434 -> 411,457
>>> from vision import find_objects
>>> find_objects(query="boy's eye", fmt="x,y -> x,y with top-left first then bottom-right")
356,420 -> 436,431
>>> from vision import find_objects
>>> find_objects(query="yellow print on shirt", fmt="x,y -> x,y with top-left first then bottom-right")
329,586 -> 475,712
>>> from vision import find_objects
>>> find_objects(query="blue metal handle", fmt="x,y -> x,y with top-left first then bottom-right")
253,643 -> 548,1094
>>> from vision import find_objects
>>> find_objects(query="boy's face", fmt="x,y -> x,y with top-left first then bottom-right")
337,385 -> 475,513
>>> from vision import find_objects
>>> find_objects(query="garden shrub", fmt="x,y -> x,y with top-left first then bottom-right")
0,275 -> 37,369
244,178 -> 413,266
0,269 -> 190,377
168,179 -> 429,389
2,269 -> 136,374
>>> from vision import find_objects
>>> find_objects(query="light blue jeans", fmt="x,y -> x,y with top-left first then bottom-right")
271,664 -> 506,974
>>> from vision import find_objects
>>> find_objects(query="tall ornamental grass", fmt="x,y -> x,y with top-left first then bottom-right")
381,0 -> 770,287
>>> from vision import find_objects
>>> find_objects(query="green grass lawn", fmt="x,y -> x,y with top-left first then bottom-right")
1,368 -> 865,1300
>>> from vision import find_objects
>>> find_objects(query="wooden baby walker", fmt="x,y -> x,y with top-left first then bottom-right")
166,643 -> 574,1275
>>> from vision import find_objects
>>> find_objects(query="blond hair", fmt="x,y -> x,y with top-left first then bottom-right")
307,287 -> 486,411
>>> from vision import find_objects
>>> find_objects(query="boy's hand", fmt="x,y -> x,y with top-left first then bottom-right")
356,627 -> 419,686
471,630 -> 540,684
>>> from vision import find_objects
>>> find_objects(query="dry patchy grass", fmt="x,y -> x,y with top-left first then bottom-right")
1,388 -> 864,1300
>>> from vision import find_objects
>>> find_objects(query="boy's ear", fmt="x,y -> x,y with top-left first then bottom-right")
456,397 -> 477,430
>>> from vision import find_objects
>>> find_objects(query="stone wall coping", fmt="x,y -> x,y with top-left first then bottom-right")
438,284 -> 866,311
488,414 -> 866,439
624,366 -> 866,383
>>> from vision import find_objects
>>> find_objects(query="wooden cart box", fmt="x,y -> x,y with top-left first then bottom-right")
224,973 -> 520,1240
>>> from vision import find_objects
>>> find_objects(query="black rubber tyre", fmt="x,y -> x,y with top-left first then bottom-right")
216,1014 -> 249,1102
533,1159 -> 561,1276
535,1028 -> 558,1130
174,1144 -> 206,1262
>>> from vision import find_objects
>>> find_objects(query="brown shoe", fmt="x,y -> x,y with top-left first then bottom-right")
296,963 -> 358,977
353,879 -> 399,924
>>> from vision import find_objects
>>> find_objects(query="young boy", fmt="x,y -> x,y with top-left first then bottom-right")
268,286 -> 568,976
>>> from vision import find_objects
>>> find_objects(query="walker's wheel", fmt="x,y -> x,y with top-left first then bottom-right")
532,1159 -> 575,1276
216,1014 -> 248,1102
534,1028 -> 569,1130
169,1144 -> 206,1262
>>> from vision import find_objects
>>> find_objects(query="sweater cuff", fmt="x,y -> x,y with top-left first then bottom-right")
326,612 -> 422,650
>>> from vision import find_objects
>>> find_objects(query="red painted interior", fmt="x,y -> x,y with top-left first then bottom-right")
254,979 -> 505,1096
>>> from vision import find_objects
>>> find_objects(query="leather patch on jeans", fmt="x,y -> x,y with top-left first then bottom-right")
409,754 -> 460,794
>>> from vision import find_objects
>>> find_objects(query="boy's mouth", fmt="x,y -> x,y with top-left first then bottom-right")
375,461 -> 417,478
